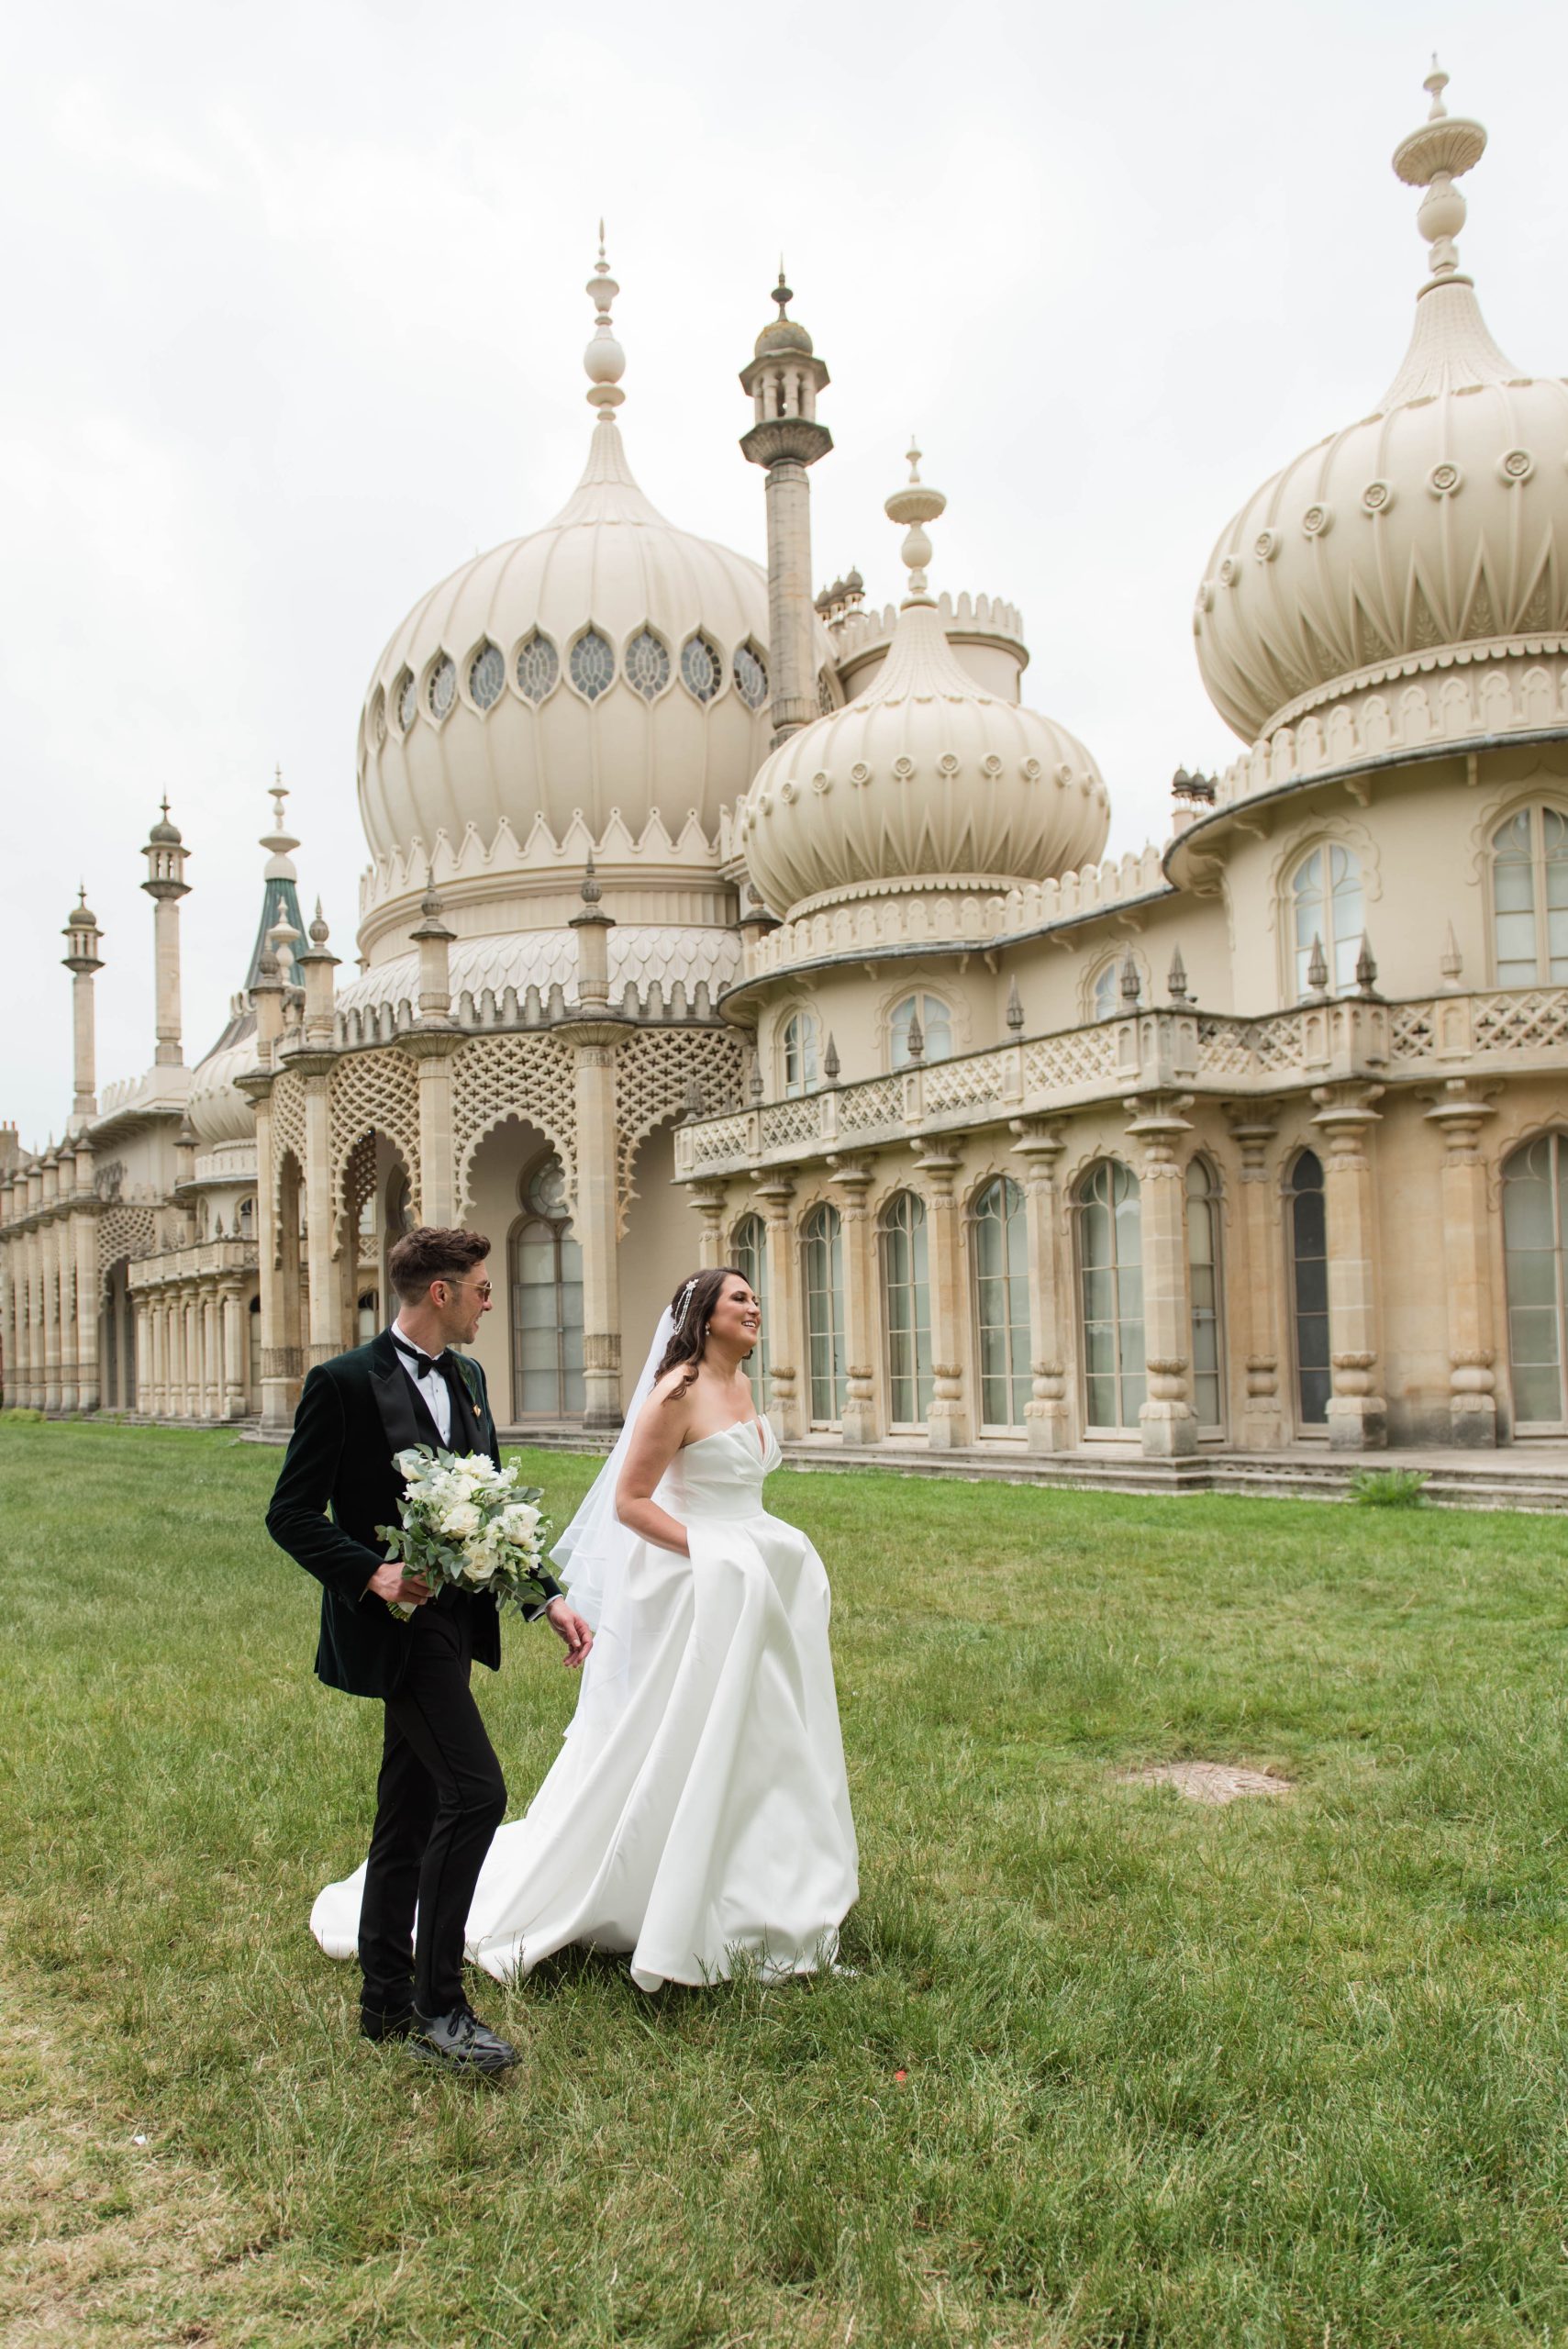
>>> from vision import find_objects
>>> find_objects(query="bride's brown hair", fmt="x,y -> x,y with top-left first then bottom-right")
657,1266 -> 752,1400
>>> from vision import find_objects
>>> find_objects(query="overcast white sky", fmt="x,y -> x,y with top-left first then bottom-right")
3,0 -> 1562,1142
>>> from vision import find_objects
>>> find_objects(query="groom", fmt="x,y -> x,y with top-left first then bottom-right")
266,1224 -> 592,2074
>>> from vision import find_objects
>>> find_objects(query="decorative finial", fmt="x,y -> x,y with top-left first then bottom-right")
580,851 -> 602,907
1307,933 -> 1329,995
883,438 -> 947,604
1440,922 -> 1463,985
270,765 -> 289,832
160,795 -> 170,820
1120,948 -> 1141,1008
1355,932 -> 1379,996
1392,59 -> 1487,289
823,1031 -> 841,1083
584,225 -> 626,418
309,898 -> 330,947
1006,977 -> 1024,1032
1167,946 -> 1190,1004
773,264 -> 793,320
905,1010 -> 925,1063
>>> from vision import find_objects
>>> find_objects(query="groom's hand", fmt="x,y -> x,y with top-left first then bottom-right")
365,1562 -> 431,1606
544,1597 -> 593,1669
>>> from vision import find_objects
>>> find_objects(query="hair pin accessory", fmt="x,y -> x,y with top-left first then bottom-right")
671,1277 -> 699,1334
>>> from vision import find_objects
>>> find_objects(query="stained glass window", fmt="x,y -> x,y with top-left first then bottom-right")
517,632 -> 560,704
428,656 -> 457,719
680,634 -> 721,704
734,643 -> 768,709
396,670 -> 417,731
626,629 -> 672,702
469,642 -> 505,710
570,629 -> 616,702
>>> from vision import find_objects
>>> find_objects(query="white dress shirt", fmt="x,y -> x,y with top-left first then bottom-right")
389,1323 -> 454,1447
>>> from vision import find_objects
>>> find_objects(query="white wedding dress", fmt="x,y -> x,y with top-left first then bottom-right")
311,1413 -> 859,1993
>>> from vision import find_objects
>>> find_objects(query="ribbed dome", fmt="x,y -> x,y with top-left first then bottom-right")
187,1011 -> 256,1147
356,416 -> 805,862
739,451 -> 1108,918
1195,73 -> 1568,745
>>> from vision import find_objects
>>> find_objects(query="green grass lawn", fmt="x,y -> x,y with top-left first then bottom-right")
4,1419 -> 1568,2347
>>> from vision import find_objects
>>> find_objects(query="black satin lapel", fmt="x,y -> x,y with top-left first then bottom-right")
371,1352 -> 439,1461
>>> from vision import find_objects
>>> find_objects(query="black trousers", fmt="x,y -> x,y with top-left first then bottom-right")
357,1592 -> 506,2018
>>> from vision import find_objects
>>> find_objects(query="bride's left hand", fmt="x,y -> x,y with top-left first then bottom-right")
544,1597 -> 594,1669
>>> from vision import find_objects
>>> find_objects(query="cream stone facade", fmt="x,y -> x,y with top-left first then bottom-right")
5,72 -> 1568,1477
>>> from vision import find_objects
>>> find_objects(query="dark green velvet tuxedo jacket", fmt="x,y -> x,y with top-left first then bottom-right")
264,1330 -> 562,1700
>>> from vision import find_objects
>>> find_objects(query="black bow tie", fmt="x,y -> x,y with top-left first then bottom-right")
394,1338 -> 453,1380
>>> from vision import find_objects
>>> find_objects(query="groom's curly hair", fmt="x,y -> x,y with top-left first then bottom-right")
657,1266 -> 752,1400
387,1225 -> 491,1302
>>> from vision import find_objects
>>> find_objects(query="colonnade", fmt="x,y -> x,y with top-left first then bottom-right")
129,1247 -> 255,1420
0,1144 -> 104,1412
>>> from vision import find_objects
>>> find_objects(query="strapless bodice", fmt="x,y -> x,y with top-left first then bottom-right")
657,1417 -> 781,1522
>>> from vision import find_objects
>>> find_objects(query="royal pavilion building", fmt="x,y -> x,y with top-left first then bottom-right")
4,70 -> 1568,1493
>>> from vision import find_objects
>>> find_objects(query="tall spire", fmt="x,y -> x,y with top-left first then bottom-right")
584,223 -> 626,421
245,772 -> 306,993
1380,60 -> 1519,407
884,440 -> 946,605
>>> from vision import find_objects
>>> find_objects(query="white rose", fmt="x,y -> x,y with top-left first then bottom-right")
501,1502 -> 540,1538
440,1501 -> 481,1538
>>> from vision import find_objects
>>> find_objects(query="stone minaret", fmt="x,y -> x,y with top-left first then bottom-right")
140,799 -> 191,1067
60,887 -> 104,1129
740,270 -> 831,744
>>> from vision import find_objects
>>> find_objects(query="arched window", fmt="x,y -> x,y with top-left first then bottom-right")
802,1203 -> 845,1426
782,1011 -> 818,1097
1089,960 -> 1121,1021
625,629 -> 671,702
733,642 -> 768,709
1492,807 -> 1568,987
469,641 -> 505,710
508,1155 -> 584,1420
1289,843 -> 1364,996
1185,1157 -> 1224,1432
879,1191 -> 932,1425
889,994 -> 953,1070
517,630 -> 560,704
732,1212 -> 770,1410
972,1175 -> 1029,1429
1076,1161 -> 1144,1431
237,1197 -> 254,1239
569,628 -> 616,703
1288,1151 -> 1330,1428
1502,1133 -> 1568,1431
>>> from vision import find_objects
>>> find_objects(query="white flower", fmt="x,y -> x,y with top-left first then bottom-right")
440,1501 -> 481,1538
500,1501 -> 540,1539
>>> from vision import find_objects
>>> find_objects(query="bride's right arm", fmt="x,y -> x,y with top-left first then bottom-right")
615,1373 -> 694,1556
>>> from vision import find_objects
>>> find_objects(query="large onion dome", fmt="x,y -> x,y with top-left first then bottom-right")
738,448 -> 1108,919
1195,66 -> 1568,750
355,238 -> 832,876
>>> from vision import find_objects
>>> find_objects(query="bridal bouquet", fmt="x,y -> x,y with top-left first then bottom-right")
376,1448 -> 555,1621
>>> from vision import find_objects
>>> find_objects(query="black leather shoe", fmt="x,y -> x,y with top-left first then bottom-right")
360,2004 -> 416,2043
409,2003 -> 520,2075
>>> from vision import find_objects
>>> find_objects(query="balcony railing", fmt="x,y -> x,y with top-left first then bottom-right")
673,987 -> 1568,1178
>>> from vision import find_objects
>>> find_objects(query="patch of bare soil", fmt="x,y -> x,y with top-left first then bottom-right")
1116,1761 -> 1294,1805
0,1998 -> 269,2348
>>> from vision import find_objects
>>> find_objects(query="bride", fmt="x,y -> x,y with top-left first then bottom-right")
312,1266 -> 858,1993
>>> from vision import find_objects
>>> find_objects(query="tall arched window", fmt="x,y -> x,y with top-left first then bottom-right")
1290,843 -> 1364,996
879,1191 -> 933,1425
889,993 -> 953,1069
782,1011 -> 818,1097
1076,1161 -> 1144,1431
802,1203 -> 846,1426
1288,1150 -> 1330,1428
1492,807 -> 1568,987
1502,1133 -> 1568,1431
1089,960 -> 1120,1021
731,1212 -> 770,1410
972,1175 -> 1030,1429
508,1155 -> 584,1420
1185,1157 -> 1224,1432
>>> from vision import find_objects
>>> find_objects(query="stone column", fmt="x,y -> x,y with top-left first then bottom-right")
912,1140 -> 971,1451
302,1070 -> 339,1370
72,1154 -> 99,1413
1226,1110 -> 1284,1452
755,1171 -> 803,1439
221,1284 -> 248,1419
1425,1080 -> 1498,1448
140,802 -> 190,1068
57,1217 -> 79,1413
828,1154 -> 879,1446
0,1235 -> 17,1410
1010,1120 -> 1070,1452
1311,1083 -> 1388,1452
42,1212 -> 63,1414
186,1293 -> 203,1417
28,1226 -> 47,1409
133,1299 -> 150,1413
740,278 -> 832,745
1125,1094 -> 1198,1460
557,1021 -> 623,1431
687,1180 -> 728,1269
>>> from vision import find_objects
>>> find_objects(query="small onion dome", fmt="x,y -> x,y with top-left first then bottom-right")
64,891 -> 97,930
739,445 -> 1108,919
753,269 -> 815,358
1195,66 -> 1568,745
187,1016 -> 259,1147
147,797 -> 183,844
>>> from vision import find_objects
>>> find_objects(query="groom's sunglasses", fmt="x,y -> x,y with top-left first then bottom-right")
434,1277 -> 494,1302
